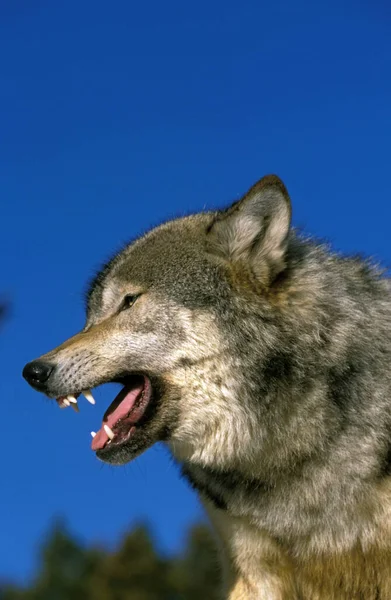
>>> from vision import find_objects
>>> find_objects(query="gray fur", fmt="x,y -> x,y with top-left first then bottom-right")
23,175 -> 391,598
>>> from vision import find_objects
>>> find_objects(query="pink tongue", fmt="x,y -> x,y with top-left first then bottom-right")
91,381 -> 144,451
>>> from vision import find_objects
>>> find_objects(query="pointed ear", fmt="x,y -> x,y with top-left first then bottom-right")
207,175 -> 292,283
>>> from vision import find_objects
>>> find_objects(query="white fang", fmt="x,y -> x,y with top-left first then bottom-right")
83,390 -> 96,405
104,424 -> 115,440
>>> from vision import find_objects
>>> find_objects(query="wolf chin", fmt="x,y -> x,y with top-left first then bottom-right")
23,175 -> 391,599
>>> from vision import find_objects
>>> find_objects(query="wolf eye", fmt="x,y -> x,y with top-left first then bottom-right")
121,294 -> 139,311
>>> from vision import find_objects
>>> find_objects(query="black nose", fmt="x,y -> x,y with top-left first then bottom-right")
23,360 -> 54,389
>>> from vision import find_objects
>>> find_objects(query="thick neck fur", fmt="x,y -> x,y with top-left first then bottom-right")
169,235 -> 391,557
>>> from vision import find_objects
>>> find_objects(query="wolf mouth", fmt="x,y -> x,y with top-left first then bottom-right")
57,374 -> 153,455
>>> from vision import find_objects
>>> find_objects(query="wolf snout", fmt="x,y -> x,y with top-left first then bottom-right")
23,360 -> 55,391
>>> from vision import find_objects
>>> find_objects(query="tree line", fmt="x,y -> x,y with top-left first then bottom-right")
0,520 -> 222,600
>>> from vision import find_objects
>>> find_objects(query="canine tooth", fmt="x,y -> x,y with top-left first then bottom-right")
83,390 -> 96,405
63,398 -> 71,407
70,403 -> 80,413
104,424 -> 115,440
91,431 -> 96,438
67,395 -> 77,404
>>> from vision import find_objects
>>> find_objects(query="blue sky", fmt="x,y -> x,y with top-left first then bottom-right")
1,0 -> 391,584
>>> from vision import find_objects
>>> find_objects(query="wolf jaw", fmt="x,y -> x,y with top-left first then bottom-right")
56,374 -> 153,457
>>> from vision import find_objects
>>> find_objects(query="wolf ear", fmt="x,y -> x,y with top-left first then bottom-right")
207,175 -> 292,283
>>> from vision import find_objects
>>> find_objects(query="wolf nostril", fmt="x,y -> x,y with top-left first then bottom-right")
23,360 -> 54,386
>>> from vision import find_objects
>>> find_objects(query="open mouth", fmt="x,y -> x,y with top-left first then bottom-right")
56,375 -> 153,454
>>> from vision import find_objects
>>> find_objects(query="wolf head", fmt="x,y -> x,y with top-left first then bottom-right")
23,175 -> 293,467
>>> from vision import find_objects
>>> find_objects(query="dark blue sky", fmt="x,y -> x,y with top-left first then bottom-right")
1,0 -> 391,584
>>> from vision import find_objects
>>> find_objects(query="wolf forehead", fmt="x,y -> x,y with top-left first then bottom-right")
86,212 -> 228,313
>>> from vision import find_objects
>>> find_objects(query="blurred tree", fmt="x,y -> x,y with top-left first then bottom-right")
169,524 -> 221,600
89,524 -> 172,600
0,587 -> 31,600
32,520 -> 105,600
0,520 -> 221,600
0,520 -> 105,600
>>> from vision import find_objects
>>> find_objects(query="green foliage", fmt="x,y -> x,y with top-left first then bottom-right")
0,521 -> 221,600
170,525 -> 221,600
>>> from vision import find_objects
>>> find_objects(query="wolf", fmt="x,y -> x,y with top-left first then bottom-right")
23,175 -> 391,599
